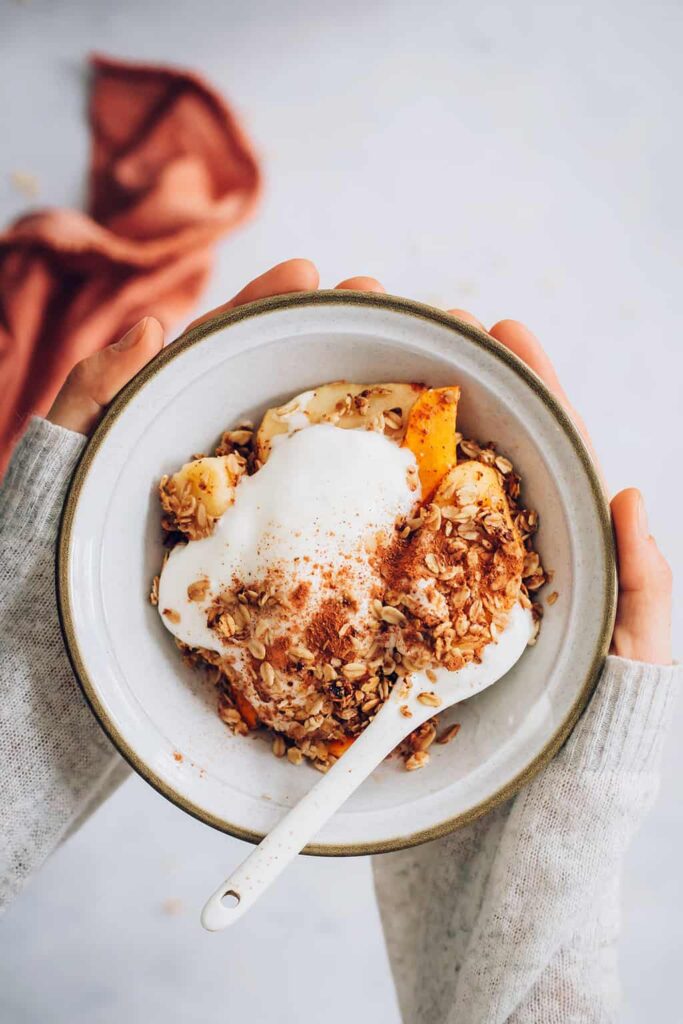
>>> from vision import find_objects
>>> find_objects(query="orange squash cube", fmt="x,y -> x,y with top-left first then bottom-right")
234,691 -> 259,729
402,386 -> 460,499
327,736 -> 355,758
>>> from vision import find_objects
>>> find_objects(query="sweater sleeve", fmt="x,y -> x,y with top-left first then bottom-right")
373,656 -> 680,1024
0,418 -> 129,911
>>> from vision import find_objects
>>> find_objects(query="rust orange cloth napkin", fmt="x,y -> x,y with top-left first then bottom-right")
0,53 -> 261,471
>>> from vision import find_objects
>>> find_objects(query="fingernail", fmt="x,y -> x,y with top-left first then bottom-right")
637,492 -> 649,537
112,317 -> 148,351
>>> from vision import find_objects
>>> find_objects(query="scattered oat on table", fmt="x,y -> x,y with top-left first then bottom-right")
161,898 -> 185,916
10,170 -> 39,198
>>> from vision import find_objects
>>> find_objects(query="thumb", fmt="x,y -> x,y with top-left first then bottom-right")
48,317 -> 164,436
610,488 -> 672,664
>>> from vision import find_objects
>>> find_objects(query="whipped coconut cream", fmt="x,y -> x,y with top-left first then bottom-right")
158,423 -> 418,651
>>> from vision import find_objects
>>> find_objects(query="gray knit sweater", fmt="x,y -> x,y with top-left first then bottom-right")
0,418 -> 679,1024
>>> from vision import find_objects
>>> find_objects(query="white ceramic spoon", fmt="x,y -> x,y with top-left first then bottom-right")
201,603 -> 532,930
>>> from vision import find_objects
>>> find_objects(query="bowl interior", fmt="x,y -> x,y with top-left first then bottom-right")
59,293 -> 614,853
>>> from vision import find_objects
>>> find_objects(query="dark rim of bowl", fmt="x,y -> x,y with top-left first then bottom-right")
57,290 -> 617,856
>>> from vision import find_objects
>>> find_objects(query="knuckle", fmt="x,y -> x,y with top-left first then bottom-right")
66,358 -> 91,392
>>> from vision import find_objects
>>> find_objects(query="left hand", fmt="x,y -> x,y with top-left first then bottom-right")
444,308 -> 672,666
48,259 -> 385,436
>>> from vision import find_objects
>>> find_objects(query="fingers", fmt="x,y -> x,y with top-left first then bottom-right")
610,488 -> 672,664
447,308 -> 486,330
188,264 -> 389,331
488,320 -> 566,399
186,262 -> 386,333
335,276 -> 386,293
447,312 -> 567,401
229,258 -> 320,307
47,317 -> 164,436
187,258 -> 320,330
488,318 -> 601,477
446,309 -> 600,477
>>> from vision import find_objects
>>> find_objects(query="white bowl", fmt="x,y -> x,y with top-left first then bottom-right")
58,291 -> 616,854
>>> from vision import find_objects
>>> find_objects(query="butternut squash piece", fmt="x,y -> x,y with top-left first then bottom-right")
170,456 -> 238,518
234,691 -> 259,730
402,387 -> 460,499
327,735 -> 355,757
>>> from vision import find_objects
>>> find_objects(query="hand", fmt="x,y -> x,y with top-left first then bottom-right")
47,259 -> 385,435
446,309 -> 672,666
47,259 -> 311,435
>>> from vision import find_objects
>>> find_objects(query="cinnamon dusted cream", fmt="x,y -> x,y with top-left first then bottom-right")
158,424 -> 418,654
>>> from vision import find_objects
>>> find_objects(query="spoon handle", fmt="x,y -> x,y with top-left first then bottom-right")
201,700 -> 418,930
201,603 -> 532,930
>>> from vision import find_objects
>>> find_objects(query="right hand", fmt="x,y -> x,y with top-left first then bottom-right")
447,311 -> 673,666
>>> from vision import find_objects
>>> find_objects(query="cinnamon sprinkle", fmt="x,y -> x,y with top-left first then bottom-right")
305,598 -> 359,660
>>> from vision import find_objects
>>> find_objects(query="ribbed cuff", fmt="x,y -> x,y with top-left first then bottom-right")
562,655 -> 680,774
0,417 -> 86,546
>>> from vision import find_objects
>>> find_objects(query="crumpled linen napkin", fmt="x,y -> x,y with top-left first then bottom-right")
0,53 -> 261,471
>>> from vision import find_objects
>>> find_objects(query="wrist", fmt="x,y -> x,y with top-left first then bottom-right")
611,617 -> 672,666
0,418 -> 87,546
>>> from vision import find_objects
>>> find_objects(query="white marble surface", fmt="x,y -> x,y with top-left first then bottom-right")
1,0 -> 681,1020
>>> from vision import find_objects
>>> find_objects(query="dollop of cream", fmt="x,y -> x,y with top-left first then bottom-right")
158,423 -> 418,650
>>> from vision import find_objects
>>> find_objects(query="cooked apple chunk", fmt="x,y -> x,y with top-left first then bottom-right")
171,456 -> 239,518
159,454 -> 245,538
255,381 -> 426,462
435,461 -> 521,541
434,460 -> 524,605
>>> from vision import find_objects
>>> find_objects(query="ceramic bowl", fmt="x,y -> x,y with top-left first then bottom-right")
58,291 -> 616,854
